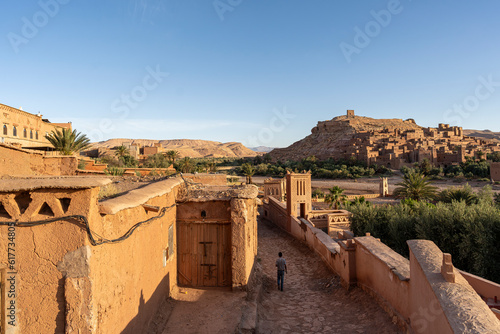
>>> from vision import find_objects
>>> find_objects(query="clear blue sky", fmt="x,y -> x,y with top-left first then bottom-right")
1,0 -> 500,148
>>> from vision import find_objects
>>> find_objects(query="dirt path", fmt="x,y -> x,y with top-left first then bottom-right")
256,218 -> 402,334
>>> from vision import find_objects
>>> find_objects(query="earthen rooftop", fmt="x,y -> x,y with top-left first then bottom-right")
0,176 -> 112,192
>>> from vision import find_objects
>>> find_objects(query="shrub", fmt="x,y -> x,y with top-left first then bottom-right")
312,189 -> 325,198
78,159 -> 86,170
349,201 -> 500,283
104,167 -> 124,176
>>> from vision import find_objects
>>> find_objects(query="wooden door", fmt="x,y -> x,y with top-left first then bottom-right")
177,222 -> 231,287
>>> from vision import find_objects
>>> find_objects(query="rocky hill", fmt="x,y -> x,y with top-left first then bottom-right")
270,114 -> 424,161
90,139 -> 260,158
464,129 -> 500,142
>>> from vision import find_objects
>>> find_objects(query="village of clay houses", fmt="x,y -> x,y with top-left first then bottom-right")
1,2 -> 500,334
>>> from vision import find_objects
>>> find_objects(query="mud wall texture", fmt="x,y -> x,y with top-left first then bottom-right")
0,187 -> 97,333
0,144 -> 77,176
182,173 -> 228,186
90,188 -> 179,334
263,200 -> 500,333
231,198 -> 258,289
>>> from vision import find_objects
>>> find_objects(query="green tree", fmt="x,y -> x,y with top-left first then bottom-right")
240,163 -> 255,184
419,158 -> 432,175
438,184 -> 478,205
325,186 -> 346,210
144,153 -> 168,168
45,128 -> 91,155
393,171 -> 437,201
178,157 -> 194,173
114,145 -> 129,158
166,150 -> 180,164
119,155 -> 137,168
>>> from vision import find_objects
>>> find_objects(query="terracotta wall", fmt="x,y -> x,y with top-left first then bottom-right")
231,198 -> 258,288
408,240 -> 500,333
90,186 -> 179,334
491,162 -> 500,182
0,144 -> 77,176
182,173 -> 228,186
0,187 -> 98,333
354,237 -> 410,328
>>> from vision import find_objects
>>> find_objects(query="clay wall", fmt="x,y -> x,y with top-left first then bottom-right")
0,186 -> 99,333
491,162 -> 500,181
354,237 -> 410,327
0,144 -> 77,176
177,200 -> 231,221
182,173 -> 228,186
143,146 -> 160,156
408,240 -> 499,333
264,197 -> 287,231
231,198 -> 258,288
83,160 -> 108,171
91,178 -> 182,333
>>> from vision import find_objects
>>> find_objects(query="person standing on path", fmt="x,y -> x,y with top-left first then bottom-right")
276,252 -> 287,291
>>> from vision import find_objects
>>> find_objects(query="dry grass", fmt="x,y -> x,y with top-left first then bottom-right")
98,183 -> 120,200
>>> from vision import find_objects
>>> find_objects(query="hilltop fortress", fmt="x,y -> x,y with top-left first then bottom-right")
271,110 -> 500,167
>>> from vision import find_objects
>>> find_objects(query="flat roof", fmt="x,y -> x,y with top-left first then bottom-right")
0,176 -> 112,192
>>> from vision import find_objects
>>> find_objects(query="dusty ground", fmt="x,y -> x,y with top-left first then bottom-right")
251,175 -> 497,193
151,287 -> 247,334
151,217 -> 402,334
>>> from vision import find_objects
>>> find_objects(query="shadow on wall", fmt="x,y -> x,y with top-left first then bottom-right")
121,273 -> 170,334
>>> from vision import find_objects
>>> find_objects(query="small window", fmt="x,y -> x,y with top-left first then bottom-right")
23,128 -> 27,138
3,125 -> 7,135
30,130 -> 33,139
35,131 -> 39,140
13,126 -> 17,137
201,210 -> 207,218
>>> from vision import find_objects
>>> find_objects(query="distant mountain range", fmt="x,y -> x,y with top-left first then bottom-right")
90,139 -> 260,158
249,146 -> 275,153
464,129 -> 500,142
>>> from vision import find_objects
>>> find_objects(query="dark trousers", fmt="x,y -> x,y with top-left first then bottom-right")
277,270 -> 284,291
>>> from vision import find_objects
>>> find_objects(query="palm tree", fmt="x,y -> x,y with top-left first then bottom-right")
240,163 -> 255,184
393,171 -> 437,201
438,184 -> 478,205
178,157 -> 193,173
45,128 -> 91,155
166,150 -> 180,164
476,150 -> 484,161
325,186 -> 347,210
207,160 -> 217,173
114,145 -> 129,158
